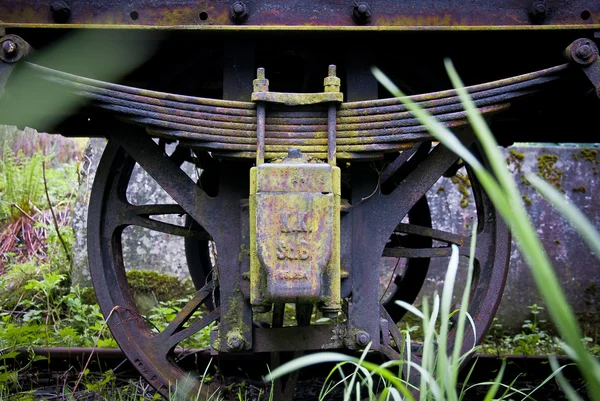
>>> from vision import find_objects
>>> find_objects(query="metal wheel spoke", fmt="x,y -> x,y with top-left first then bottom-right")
161,282 -> 215,337
128,204 -> 186,216
375,142 -> 470,236
383,247 -> 453,258
111,128 -> 217,234
393,223 -> 468,246
163,308 -> 220,350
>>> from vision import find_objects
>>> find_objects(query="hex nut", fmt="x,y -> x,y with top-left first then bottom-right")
355,331 -> 370,346
2,40 -> 16,55
230,2 -> 249,23
50,1 -> 71,23
227,335 -> 245,351
352,3 -> 371,25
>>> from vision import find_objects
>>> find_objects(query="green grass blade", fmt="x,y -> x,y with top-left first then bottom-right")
548,357 -> 584,401
482,360 -> 506,401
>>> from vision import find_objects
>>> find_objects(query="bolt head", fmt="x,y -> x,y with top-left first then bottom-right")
50,2 -> 71,23
2,40 -> 16,55
355,331 -> 370,346
228,336 -> 245,351
230,2 -> 248,23
352,3 -> 371,24
577,43 -> 593,59
533,3 -> 546,14
232,3 -> 244,14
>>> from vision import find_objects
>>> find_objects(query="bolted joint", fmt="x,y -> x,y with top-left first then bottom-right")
324,65 -> 341,93
229,2 -> 249,24
227,334 -> 245,352
352,3 -> 371,25
253,67 -> 269,92
2,40 -> 16,56
50,1 -> 71,24
567,39 -> 598,66
0,35 -> 29,63
529,0 -> 547,24
355,331 -> 370,347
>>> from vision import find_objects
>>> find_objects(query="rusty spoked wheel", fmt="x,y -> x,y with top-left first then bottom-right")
371,140 -> 510,363
88,136 -> 222,397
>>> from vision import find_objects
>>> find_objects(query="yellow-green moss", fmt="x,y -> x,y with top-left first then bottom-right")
506,149 -> 525,173
522,194 -> 532,206
581,147 -> 599,175
450,173 -> 471,208
573,186 -> 587,193
537,154 -> 564,193
436,185 -> 445,194
125,270 -> 195,302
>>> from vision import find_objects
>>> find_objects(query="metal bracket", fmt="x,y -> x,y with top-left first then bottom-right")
566,38 -> 600,97
252,65 -> 342,165
0,34 -> 30,99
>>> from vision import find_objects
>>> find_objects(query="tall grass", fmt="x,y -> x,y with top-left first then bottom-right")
372,60 -> 600,400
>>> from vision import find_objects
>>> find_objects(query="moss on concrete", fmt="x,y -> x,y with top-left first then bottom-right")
450,172 -> 471,208
537,154 -> 564,193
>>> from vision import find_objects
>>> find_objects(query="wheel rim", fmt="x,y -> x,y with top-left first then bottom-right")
88,140 -> 218,397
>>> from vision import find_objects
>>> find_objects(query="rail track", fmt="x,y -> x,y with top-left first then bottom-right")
5,347 -> 586,400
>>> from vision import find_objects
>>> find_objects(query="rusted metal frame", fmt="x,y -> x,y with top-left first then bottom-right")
343,65 -> 383,351
109,129 -> 219,235
340,64 -> 568,110
44,67 -> 540,127
96,103 -> 257,130
338,78 -> 555,119
25,62 -> 255,110
253,325 -> 345,353
158,282 -> 215,339
95,90 -> 523,136
394,223 -> 467,245
346,165 -> 383,351
161,308 -> 220,352
122,103 -> 508,141
566,38 -> 600,97
188,142 -> 414,153
210,150 -> 385,160
328,103 -> 337,165
121,214 -> 210,240
252,91 -> 343,105
256,103 -> 266,165
379,145 -> 420,185
26,61 -> 563,122
336,92 -> 529,129
212,45 -> 256,354
1,0 -> 598,27
114,203 -> 211,240
365,142 -> 472,240
344,144 -> 463,348
150,128 -> 433,146
382,247 -> 454,258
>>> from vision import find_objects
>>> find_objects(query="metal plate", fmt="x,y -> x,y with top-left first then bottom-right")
1,0 -> 598,29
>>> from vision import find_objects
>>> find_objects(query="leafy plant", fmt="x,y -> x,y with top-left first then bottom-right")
0,147 -> 44,222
